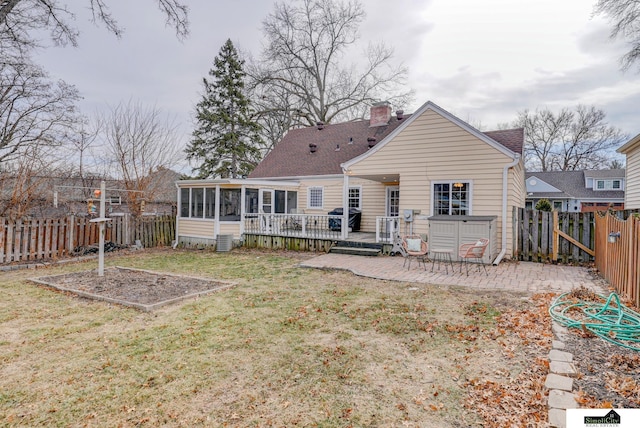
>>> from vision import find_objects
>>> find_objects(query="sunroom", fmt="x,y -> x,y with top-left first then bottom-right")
176,179 -> 359,248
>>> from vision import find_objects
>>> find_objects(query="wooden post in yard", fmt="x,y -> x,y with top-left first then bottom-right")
552,211 -> 559,263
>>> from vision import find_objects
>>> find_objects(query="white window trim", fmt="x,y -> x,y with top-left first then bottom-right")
307,186 -> 324,209
594,179 -> 623,191
430,180 -> 473,216
348,185 -> 362,210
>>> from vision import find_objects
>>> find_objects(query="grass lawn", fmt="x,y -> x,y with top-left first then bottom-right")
0,248 -> 550,427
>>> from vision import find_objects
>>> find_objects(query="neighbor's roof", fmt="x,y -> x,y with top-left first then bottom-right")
525,170 -> 625,200
249,110 -> 524,179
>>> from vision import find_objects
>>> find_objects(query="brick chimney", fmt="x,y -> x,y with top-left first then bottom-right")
369,101 -> 392,127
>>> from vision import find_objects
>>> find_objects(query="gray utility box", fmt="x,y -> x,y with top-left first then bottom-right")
216,234 -> 234,252
427,215 -> 498,263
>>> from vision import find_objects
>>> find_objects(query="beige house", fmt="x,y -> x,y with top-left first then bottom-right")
617,133 -> 640,209
176,101 -> 525,262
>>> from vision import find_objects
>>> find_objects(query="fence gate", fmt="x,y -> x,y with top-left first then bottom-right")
594,212 -> 639,308
514,208 -> 594,263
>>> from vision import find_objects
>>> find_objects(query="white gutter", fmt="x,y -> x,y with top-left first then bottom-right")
493,154 -> 521,265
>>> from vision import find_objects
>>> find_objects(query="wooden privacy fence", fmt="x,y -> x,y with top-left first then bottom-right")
514,208 -> 595,263
594,211 -> 640,308
0,215 -> 176,264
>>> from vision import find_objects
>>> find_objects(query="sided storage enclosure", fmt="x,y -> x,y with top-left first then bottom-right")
428,215 -> 498,264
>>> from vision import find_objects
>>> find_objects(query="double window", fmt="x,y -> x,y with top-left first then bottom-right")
432,181 -> 470,215
595,179 -> 622,190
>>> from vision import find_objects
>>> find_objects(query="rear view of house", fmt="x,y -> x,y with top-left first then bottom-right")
176,101 -> 525,262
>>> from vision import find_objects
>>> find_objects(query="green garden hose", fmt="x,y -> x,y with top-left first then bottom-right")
549,291 -> 640,352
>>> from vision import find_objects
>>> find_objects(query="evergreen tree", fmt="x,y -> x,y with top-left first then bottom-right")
186,39 -> 262,178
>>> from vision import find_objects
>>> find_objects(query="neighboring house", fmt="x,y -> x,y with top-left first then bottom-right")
176,101 -> 525,263
525,170 -> 625,212
0,172 -> 179,218
617,133 -> 640,209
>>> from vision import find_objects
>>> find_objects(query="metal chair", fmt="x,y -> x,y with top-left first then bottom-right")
458,238 -> 489,275
401,235 -> 429,270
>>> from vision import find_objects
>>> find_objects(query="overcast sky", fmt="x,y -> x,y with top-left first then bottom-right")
33,0 -> 639,163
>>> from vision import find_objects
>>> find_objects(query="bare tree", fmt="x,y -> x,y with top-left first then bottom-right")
64,116 -> 104,198
517,105 -> 627,171
0,0 -> 188,51
0,144 -> 69,219
101,100 -> 181,217
0,59 -> 80,166
594,0 -> 640,71
251,0 -> 413,148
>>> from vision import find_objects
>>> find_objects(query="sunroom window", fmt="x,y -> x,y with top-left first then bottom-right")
433,181 -> 470,215
219,189 -> 241,221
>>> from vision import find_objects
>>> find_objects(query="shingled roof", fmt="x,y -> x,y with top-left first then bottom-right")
249,110 -> 524,179
525,170 -> 625,200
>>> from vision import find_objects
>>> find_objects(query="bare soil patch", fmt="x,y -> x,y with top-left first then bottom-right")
30,266 -> 235,311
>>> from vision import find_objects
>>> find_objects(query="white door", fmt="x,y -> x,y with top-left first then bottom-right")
386,186 -> 399,217
382,186 -> 400,241
258,189 -> 274,232
259,189 -> 274,213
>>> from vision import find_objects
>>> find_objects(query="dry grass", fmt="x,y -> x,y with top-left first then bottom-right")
0,248 -> 537,427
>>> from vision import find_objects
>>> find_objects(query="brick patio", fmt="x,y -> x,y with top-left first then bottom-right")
300,254 -> 605,294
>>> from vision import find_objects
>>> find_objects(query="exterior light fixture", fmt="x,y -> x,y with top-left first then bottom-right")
608,231 -> 621,244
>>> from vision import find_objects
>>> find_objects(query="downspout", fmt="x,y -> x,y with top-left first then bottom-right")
172,182 -> 180,249
493,154 -> 521,265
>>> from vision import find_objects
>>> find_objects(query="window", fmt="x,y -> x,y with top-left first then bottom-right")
179,187 -> 219,219
219,189 -> 241,221
274,190 -> 298,213
191,188 -> 204,218
245,188 -> 259,214
348,187 -> 361,210
275,190 -> 286,213
525,201 -> 533,210
108,196 -> 121,205
287,191 -> 298,213
432,181 -> 470,215
553,201 -> 563,211
205,188 -> 216,219
308,187 -> 323,209
180,188 -> 190,217
595,179 -> 623,190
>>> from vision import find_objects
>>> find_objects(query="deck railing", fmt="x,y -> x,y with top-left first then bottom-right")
375,216 -> 400,243
243,213 -> 343,239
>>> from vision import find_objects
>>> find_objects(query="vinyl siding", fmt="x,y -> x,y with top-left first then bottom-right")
219,223 -> 241,236
626,147 -> 640,209
347,109 -> 522,257
299,177 -> 386,232
177,218 -> 215,239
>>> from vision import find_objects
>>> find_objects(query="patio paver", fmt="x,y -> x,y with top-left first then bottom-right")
299,254 -> 604,294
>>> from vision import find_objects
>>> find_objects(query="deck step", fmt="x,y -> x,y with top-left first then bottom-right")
329,246 -> 380,256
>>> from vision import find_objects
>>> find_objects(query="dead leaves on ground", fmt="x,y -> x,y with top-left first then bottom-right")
464,293 -> 555,427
